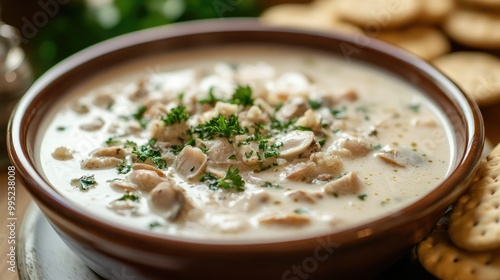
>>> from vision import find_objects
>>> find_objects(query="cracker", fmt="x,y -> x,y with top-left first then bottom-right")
443,8 -> 500,49
418,223 -> 500,280
433,52 -> 500,106
449,144 -> 500,251
260,3 -> 362,34
460,0 -> 500,9
335,0 -> 421,30
376,26 -> 450,61
419,0 -> 455,24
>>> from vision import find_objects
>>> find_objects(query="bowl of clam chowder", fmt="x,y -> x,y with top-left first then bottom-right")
8,19 -> 484,280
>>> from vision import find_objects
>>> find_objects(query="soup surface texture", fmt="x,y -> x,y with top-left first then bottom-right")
38,46 -> 452,241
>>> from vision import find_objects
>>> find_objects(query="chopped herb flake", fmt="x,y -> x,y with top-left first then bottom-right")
408,104 -> 421,113
71,174 -> 97,191
118,192 -> 140,202
358,194 -> 368,201
229,85 -> 254,107
161,106 -> 189,126
201,167 -> 245,192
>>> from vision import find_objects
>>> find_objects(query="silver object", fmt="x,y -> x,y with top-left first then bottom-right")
0,22 -> 33,166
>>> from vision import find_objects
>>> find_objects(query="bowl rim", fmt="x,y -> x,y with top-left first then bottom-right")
8,18 -> 484,250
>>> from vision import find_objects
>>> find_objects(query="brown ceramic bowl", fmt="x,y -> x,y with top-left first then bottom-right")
8,19 -> 484,279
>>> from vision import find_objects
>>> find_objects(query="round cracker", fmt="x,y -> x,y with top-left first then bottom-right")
443,8 -> 500,49
419,0 -> 455,24
448,144 -> 500,251
260,3 -> 363,34
335,0 -> 421,30
418,224 -> 500,280
376,26 -> 450,61
460,0 -> 500,9
433,52 -> 500,106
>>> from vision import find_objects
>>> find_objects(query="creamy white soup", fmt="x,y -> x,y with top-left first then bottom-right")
37,46 -> 452,241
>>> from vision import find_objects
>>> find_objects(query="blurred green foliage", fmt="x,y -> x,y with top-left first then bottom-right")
30,0 -> 261,76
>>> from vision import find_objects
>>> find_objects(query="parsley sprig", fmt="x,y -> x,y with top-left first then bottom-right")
161,106 -> 189,126
130,138 -> 167,169
71,174 -> 97,191
200,167 -> 245,192
194,114 -> 247,140
229,85 -> 253,107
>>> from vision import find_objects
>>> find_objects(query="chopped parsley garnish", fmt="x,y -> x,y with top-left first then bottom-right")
105,137 -> 120,146
296,126 -> 312,131
408,104 -> 421,113
308,99 -> 322,110
132,105 -> 148,128
200,167 -> 245,192
199,87 -> 220,105
229,85 -> 254,107
194,114 -> 247,140
270,117 -> 296,131
294,208 -> 308,215
71,174 -> 97,191
358,194 -> 368,201
373,144 -> 382,150
356,106 -> 370,121
170,145 -> 184,155
260,182 -> 282,189
149,221 -> 161,229
131,138 -> 166,169
116,160 -> 131,174
56,126 -> 66,131
118,192 -> 140,202
161,106 -> 189,126
228,154 -> 237,160
318,138 -> 327,147
330,106 -> 347,119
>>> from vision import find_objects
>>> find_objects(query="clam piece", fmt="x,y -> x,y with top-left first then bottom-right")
79,117 -> 104,131
132,163 -> 166,178
276,97 -> 308,120
295,109 -> 320,130
70,101 -> 89,114
150,181 -> 190,221
81,157 -> 122,169
108,196 -> 141,215
52,147 -> 73,161
333,138 -> 373,157
205,138 -> 235,163
259,214 -> 311,227
92,93 -> 114,108
375,146 -> 424,167
285,190 -> 323,204
128,169 -> 169,192
173,146 -> 208,181
323,172 -> 365,196
278,130 -> 315,158
109,179 -> 136,192
92,147 -> 126,159
284,162 -> 316,182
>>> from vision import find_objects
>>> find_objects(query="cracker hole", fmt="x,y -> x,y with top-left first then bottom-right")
474,221 -> 479,226
492,189 -> 497,195
496,218 -> 500,224
495,203 -> 500,209
470,268 -> 476,275
485,258 -> 493,265
482,230 -> 487,236
453,258 -> 459,263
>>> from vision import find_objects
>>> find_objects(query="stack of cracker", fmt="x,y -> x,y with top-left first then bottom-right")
260,0 -> 500,106
418,145 -> 500,280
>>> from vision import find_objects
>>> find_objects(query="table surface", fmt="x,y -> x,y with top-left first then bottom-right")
1,103 -> 499,280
